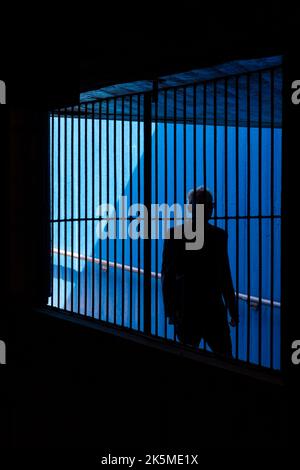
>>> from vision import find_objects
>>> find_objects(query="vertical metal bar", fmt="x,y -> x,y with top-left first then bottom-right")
203,82 -> 207,192
129,95 -> 133,329
71,107 -> 74,314
64,109 -> 67,311
57,108 -> 61,309
183,87 -> 187,213
174,88 -> 177,205
99,101 -> 102,320
164,90 -> 168,339
235,76 -> 240,360
193,84 -> 197,200
51,112 -> 54,307
155,91 -> 159,337
183,87 -> 187,345
106,99 -> 110,323
137,94 -> 141,331
144,92 -> 152,335
281,58 -> 291,377
214,81 -> 218,225
173,88 -> 177,341
92,102 -> 95,318
202,82 -> 206,351
121,97 -> 125,328
246,74 -> 251,362
113,97 -> 117,325
270,69 -> 275,369
224,79 -> 228,235
77,106 -> 81,314
258,72 -> 263,365
84,103 -> 88,317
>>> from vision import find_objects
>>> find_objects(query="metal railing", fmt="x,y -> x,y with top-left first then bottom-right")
52,248 -> 281,309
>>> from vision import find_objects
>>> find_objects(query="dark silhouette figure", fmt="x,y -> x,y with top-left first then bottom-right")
161,188 -> 239,357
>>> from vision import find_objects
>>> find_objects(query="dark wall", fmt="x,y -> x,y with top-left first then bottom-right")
2,10 -> 298,451
8,110 -> 50,304
8,308 -> 288,450
79,8 -> 286,93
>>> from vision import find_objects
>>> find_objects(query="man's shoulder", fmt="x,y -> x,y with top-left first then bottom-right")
207,224 -> 228,240
166,224 -> 184,238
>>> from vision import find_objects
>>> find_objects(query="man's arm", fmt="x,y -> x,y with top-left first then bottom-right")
161,237 -> 176,323
222,232 -> 239,324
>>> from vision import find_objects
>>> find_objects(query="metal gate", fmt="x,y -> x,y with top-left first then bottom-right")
49,58 -> 282,370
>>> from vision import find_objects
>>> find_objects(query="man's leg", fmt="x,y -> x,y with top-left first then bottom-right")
175,320 -> 202,348
205,320 -> 233,358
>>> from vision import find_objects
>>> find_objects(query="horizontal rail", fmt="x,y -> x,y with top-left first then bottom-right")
52,248 -> 281,309
50,214 -> 282,223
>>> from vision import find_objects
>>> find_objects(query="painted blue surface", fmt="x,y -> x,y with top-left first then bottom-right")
49,114 -> 281,369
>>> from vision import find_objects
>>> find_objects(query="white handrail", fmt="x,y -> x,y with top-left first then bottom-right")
52,248 -> 281,308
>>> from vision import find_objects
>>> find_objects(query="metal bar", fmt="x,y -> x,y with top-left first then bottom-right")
173,88 -> 177,341
193,83 -> 197,224
270,70 -> 275,369
113,97 -> 117,325
235,76 -> 240,360
71,107 -> 74,314
99,101 -> 103,320
247,74 -> 251,362
203,82 -> 207,352
183,87 -> 187,210
155,90 -> 159,337
51,112 -> 54,307
51,214 -> 281,224
203,82 -> 207,192
77,101 -> 81,314
92,102 -> 95,318
84,103 -> 88,316
57,108 -> 61,309
143,92 -> 152,335
64,108 -> 67,311
280,56 -> 289,375
164,89 -> 168,339
129,95 -> 133,329
121,97 -> 125,327
174,88 -> 177,206
224,78 -> 228,235
106,99 -> 110,323
137,94 -> 141,331
258,71 -> 263,365
214,81 -> 218,225
183,87 -> 187,343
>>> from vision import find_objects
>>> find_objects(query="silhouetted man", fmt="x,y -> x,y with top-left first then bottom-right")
161,187 -> 239,357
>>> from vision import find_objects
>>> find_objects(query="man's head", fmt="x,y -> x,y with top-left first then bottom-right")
187,187 -> 214,221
